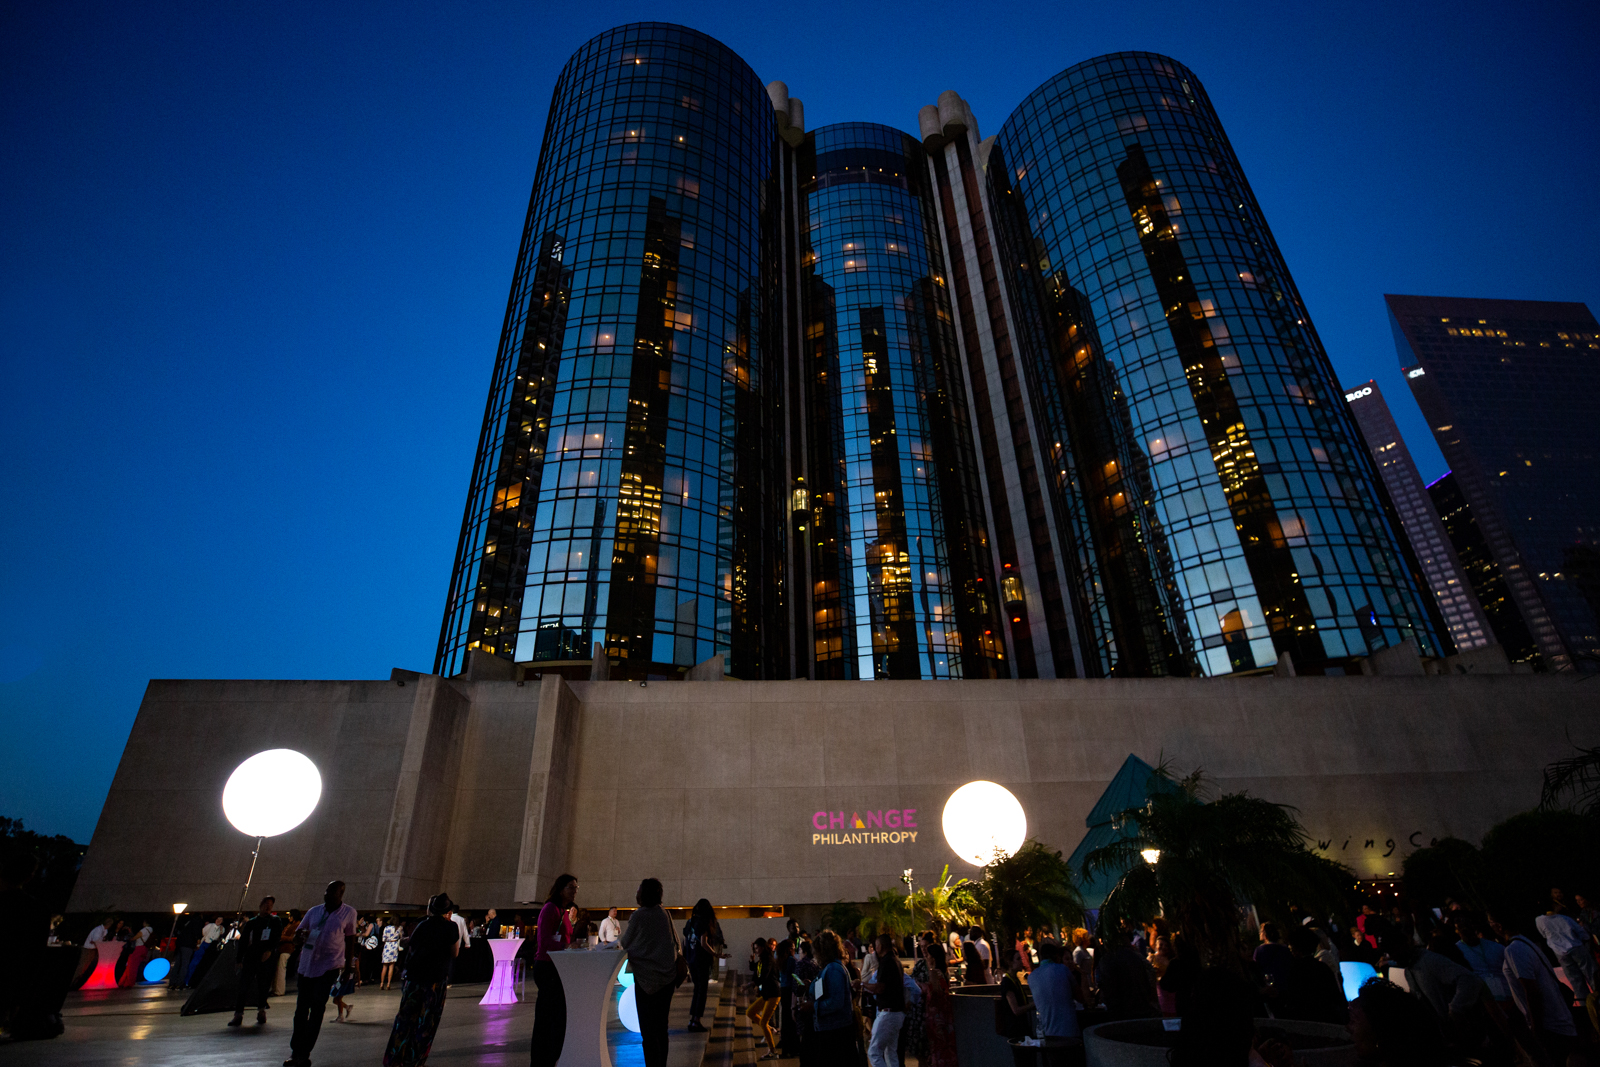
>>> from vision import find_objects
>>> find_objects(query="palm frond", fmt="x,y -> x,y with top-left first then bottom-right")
1540,744 -> 1600,816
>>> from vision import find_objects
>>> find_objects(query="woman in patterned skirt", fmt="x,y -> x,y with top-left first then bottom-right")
383,893 -> 460,1067
917,942 -> 959,1067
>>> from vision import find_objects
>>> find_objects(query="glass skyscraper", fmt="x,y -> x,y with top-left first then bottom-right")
1389,293 -> 1600,670
1343,380 -> 1490,653
438,26 -> 1444,679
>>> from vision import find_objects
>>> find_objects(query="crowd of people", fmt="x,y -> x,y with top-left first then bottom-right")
6,851 -> 1599,1067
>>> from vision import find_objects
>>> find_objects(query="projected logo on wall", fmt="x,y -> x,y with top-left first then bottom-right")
811,808 -> 920,845
808,781 -> 1028,865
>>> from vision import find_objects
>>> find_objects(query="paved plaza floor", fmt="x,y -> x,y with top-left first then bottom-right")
5,975 -> 719,1067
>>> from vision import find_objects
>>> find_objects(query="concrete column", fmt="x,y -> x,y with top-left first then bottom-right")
375,674 -> 470,905
513,674 -> 582,902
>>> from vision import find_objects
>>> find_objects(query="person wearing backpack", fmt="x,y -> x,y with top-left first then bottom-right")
682,898 -> 724,1032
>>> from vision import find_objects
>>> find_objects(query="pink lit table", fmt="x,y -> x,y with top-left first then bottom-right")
82,941 -> 123,989
480,937 -> 525,1006
549,946 -> 628,1067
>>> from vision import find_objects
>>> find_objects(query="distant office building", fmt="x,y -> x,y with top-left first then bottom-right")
1343,380 -> 1490,653
434,24 -> 1444,679
1428,472 -> 1539,663
1389,294 -> 1600,670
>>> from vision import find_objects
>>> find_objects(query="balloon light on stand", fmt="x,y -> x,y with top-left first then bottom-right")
222,749 -> 322,912
941,781 -> 1027,866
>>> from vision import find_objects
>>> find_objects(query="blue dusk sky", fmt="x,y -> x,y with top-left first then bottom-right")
3,0 -> 1597,841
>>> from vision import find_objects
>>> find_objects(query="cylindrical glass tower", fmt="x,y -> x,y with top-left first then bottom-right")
436,23 -> 785,679
798,123 -> 1005,678
991,52 -> 1442,673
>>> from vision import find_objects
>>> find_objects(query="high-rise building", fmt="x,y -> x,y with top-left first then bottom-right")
437,24 -> 1443,679
1428,472 -> 1539,663
1388,294 -> 1600,671
1343,380 -> 1491,653
987,54 -> 1440,675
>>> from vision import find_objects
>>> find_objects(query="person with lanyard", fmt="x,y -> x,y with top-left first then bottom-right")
285,880 -> 358,1067
744,939 -> 781,1059
528,873 -> 579,1067
807,930 -> 855,1063
382,893 -> 460,1067
598,907 -> 622,946
229,896 -> 283,1028
1488,907 -> 1584,1066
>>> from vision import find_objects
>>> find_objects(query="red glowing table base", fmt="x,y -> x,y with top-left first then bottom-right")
82,941 -> 124,989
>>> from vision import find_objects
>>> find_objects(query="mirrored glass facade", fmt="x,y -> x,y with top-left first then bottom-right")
1391,294 -> 1600,670
796,124 -> 1005,678
440,31 -> 1443,680
437,23 -> 785,679
991,53 -> 1440,674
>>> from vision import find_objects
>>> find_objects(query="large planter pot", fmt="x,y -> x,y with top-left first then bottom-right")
1084,1018 -> 1355,1067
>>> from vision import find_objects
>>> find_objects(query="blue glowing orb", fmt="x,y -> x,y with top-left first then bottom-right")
142,957 -> 172,983
617,961 -> 635,989
618,985 -> 639,1032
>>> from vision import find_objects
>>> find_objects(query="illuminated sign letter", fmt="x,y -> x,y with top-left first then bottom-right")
884,810 -> 901,828
903,809 -> 918,828
813,812 -> 828,831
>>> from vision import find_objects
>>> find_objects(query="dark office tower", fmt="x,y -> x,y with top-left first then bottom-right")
1344,381 -> 1490,652
437,24 -> 786,679
793,123 -> 1005,679
989,53 -> 1441,675
1389,294 -> 1600,670
1428,472 -> 1539,663
919,92 -> 1089,678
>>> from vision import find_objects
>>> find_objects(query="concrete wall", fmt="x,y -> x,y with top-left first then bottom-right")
70,673 -> 1600,915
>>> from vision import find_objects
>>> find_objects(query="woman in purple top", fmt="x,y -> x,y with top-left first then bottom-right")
528,874 -> 578,1067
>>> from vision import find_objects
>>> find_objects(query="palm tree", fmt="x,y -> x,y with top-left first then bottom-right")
1541,743 -> 1600,816
908,866 -> 979,932
1082,772 -> 1350,970
974,840 -> 1085,951
859,887 -> 916,940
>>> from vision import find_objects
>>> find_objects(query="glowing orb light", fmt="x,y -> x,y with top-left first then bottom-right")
941,781 -> 1027,866
617,962 -> 635,989
617,985 -> 640,1032
142,957 -> 171,983
223,749 -> 322,837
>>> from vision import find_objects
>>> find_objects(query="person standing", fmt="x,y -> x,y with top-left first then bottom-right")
1028,941 -> 1082,1042
683,898 -> 724,1032
863,935 -> 906,1067
446,905 -> 470,987
619,877 -> 680,1067
598,907 -> 622,946
1536,909 -> 1596,1007
1488,908 -> 1584,1067
380,917 -> 402,990
529,873 -> 579,1067
285,880 -> 358,1067
805,931 -> 855,1065
229,896 -> 284,1027
916,942 -> 959,1067
744,939 -> 781,1058
274,911 -> 301,997
382,893 -> 460,1066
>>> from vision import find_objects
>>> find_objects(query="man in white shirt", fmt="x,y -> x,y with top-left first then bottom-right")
286,881 -> 358,1067
447,905 -> 471,986
1535,911 -> 1596,1001
84,921 -> 109,948
202,918 -> 223,945
598,907 -> 622,945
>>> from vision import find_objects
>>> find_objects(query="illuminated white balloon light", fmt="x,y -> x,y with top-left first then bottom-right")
942,781 -> 1027,866
223,749 -> 322,837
